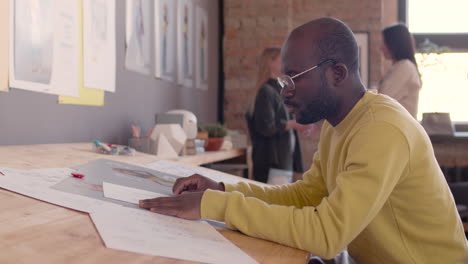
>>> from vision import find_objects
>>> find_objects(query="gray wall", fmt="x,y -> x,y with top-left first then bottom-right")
0,1 -> 219,146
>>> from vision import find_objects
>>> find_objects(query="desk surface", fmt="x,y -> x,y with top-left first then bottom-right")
430,135 -> 468,167
0,142 -> 246,168
0,143 -> 309,264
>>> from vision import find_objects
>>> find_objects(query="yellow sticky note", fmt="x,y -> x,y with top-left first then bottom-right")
58,87 -> 105,106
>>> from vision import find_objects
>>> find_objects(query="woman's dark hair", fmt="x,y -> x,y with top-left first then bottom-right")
383,24 -> 418,68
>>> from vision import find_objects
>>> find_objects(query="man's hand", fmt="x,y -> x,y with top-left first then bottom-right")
299,123 -> 317,137
139,174 -> 224,220
172,174 -> 224,195
139,192 -> 204,220
287,120 -> 317,137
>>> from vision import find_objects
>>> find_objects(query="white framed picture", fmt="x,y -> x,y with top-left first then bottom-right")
83,0 -> 116,92
177,0 -> 194,87
9,0 -> 80,96
355,32 -> 369,88
125,0 -> 152,75
195,6 -> 208,91
154,0 -> 176,81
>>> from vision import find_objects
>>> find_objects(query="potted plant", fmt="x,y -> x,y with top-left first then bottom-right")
201,123 -> 227,151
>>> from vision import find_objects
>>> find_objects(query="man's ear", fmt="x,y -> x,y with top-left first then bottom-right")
328,63 -> 348,87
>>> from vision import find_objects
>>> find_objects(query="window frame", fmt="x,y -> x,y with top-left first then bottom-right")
399,0 -> 468,52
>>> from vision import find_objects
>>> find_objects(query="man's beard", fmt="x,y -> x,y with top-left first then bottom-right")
296,73 -> 338,124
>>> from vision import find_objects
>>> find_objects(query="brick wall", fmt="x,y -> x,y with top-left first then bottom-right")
223,0 -> 397,167
223,0 -> 292,132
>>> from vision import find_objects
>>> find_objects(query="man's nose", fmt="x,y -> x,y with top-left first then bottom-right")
281,87 -> 294,98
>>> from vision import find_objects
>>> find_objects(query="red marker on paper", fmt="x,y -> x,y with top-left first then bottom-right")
71,173 -> 85,179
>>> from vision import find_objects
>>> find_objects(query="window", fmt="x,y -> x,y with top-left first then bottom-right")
401,0 -> 468,121
408,0 -> 468,34
416,53 -> 468,121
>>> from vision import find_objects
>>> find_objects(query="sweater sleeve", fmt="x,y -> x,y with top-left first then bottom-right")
201,122 -> 409,258
222,152 -> 328,207
252,85 -> 287,137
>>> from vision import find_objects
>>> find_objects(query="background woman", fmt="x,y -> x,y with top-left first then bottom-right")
246,47 -> 314,184
379,24 -> 422,118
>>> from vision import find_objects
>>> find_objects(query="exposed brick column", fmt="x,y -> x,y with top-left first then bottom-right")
223,0 -> 293,133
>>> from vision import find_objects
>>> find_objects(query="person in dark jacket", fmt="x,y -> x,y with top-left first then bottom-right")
246,47 -> 315,184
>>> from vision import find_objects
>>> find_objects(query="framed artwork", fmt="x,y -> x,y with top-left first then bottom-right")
125,0 -> 152,75
0,0 -> 8,92
83,0 -> 116,92
177,0 -> 194,87
154,0 -> 176,81
354,32 -> 369,88
9,0 -> 80,96
195,6 -> 208,91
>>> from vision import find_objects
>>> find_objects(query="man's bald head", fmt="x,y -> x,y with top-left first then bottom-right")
281,18 -> 365,126
286,17 -> 359,74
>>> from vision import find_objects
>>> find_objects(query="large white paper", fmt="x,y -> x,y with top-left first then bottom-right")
52,159 -> 180,208
0,164 -> 255,263
9,0 -> 80,96
0,167 -> 116,213
103,182 -> 167,205
28,168 -> 75,186
91,206 -> 258,264
145,160 -> 241,185
83,0 -> 116,92
125,0 -> 152,75
154,0 -> 176,81
0,167 -> 74,187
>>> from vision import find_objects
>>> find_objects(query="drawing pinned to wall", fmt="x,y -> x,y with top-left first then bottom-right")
58,0 -> 104,106
355,32 -> 369,88
14,0 -> 53,85
125,0 -> 151,75
9,0 -> 80,96
195,7 -> 208,91
0,0 -> 8,92
83,0 -> 116,92
154,0 -> 176,81
177,0 -> 194,87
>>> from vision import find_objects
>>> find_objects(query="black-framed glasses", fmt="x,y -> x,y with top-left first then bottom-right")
277,59 -> 336,92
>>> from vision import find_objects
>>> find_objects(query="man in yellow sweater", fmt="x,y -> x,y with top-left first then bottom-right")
140,18 -> 468,263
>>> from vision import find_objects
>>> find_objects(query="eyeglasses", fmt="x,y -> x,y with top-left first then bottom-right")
277,59 -> 336,92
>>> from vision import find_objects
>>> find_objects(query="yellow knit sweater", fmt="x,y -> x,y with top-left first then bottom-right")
201,92 -> 468,264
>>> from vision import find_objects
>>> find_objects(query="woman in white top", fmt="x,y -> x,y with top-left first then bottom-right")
379,24 -> 421,118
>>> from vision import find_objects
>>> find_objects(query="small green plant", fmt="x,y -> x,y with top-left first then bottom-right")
201,123 -> 227,138
418,38 -> 449,69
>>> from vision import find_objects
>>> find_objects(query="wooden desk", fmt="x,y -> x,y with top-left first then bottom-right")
178,148 -> 246,166
431,134 -> 468,168
0,143 -> 246,169
0,143 -> 309,264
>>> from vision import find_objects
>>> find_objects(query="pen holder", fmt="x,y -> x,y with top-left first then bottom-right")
184,139 -> 206,155
128,137 -> 150,153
